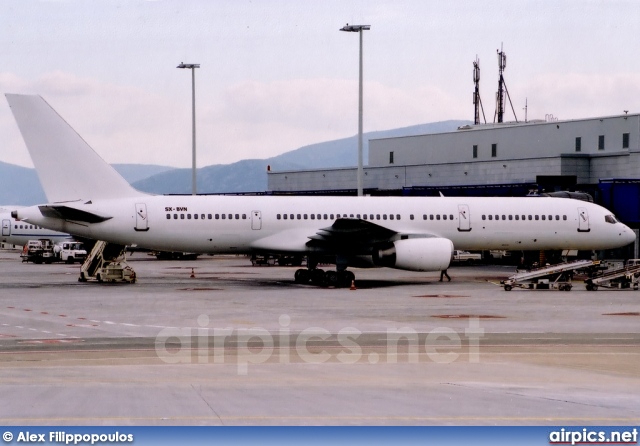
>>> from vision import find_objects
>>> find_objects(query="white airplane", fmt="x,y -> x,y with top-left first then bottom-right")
5,94 -> 636,285
1,207 -> 72,247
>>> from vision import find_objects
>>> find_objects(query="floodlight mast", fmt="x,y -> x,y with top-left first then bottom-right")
340,24 -> 370,197
177,62 -> 200,195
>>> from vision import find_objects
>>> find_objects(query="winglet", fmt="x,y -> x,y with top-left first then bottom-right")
6,94 -> 146,202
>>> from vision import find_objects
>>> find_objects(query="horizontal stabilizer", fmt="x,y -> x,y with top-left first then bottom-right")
38,205 -> 112,223
6,94 -> 146,203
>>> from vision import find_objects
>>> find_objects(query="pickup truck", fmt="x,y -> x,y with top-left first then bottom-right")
452,250 -> 482,264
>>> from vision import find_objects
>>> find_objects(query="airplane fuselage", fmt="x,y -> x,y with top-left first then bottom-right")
16,195 -> 634,255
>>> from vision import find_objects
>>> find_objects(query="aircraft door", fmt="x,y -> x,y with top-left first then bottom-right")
251,210 -> 262,230
457,204 -> 471,232
135,203 -> 149,232
2,219 -> 10,236
577,207 -> 590,232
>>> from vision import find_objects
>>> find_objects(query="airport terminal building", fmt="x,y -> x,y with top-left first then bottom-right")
268,113 -> 640,228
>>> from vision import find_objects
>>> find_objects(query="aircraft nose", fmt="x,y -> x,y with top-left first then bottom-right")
622,224 -> 636,245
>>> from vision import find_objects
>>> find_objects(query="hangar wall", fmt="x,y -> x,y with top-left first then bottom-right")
268,114 -> 640,194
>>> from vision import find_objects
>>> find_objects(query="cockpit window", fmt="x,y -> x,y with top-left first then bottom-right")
605,215 -> 618,224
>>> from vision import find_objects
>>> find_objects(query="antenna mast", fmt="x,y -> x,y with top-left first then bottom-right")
473,56 -> 486,125
494,44 -> 518,123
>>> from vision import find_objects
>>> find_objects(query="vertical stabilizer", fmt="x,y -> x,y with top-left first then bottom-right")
6,94 -> 146,202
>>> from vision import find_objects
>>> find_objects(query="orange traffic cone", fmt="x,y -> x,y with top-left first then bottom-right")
350,280 -> 357,290
190,268 -> 195,278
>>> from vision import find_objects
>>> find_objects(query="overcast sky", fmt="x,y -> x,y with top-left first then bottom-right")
1,0 -> 639,168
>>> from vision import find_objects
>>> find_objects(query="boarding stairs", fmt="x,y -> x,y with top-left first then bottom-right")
79,241 -> 136,283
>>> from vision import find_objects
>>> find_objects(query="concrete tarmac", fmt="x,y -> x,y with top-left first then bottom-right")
0,250 -> 639,425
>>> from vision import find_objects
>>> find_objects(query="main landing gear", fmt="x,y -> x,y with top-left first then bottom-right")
294,268 -> 355,288
293,256 -> 355,288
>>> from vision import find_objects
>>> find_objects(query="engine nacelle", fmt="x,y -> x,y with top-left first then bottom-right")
372,237 -> 453,272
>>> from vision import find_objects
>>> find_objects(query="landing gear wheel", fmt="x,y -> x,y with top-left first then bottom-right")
564,284 -> 572,291
310,269 -> 326,286
294,269 -> 310,284
504,285 -> 512,291
326,271 -> 339,287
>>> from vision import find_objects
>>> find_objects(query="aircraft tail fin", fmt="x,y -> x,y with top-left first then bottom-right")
6,94 -> 146,203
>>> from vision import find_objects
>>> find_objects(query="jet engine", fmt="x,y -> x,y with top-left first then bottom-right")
372,237 -> 453,272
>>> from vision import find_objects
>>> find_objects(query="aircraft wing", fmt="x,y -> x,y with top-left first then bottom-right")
251,218 -> 403,255
306,218 -> 398,252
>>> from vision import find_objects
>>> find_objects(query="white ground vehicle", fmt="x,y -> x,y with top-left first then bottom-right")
53,241 -> 87,264
452,250 -> 482,264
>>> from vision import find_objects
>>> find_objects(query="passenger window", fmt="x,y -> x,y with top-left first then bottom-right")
215,214 -> 220,219
436,215 -> 440,220
389,215 -> 394,220
535,215 -> 539,221
180,214 -> 185,220
563,215 -> 567,220
356,214 -> 361,219
174,214 -> 178,219
376,214 -> 380,220
443,215 -> 447,220
242,214 -> 246,219
194,214 -> 198,219
515,215 -> 519,220
310,214 -> 315,220
290,214 -> 294,220
187,214 -> 192,219
330,214 -> 334,219
362,214 -> 367,220
277,214 -> 281,220
555,215 -> 559,220
166,214 -> 170,219
383,215 -> 387,220
482,215 -> 486,220
369,214 -> 374,220
304,214 -> 308,220
450,215 -> 454,220
541,215 -> 546,220
502,215 -> 506,220
495,215 -> 499,220
423,214 -> 427,220
350,214 -> 354,218
208,214 -> 212,219
283,214 -> 288,220
508,215 -> 512,220
430,215 -> 434,220
297,214 -> 301,220
221,214 -> 226,219
528,215 -> 532,220
235,214 -> 239,220
324,214 -> 328,219
410,215 -> 414,220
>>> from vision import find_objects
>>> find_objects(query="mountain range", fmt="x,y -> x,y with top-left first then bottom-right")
1,120 -> 469,205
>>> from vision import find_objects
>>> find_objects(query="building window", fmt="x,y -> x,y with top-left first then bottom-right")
623,133 -> 630,149
598,135 -> 605,150
389,151 -> 394,164
575,137 -> 581,152
472,145 -> 478,159
491,143 -> 497,157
